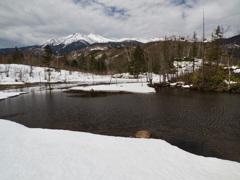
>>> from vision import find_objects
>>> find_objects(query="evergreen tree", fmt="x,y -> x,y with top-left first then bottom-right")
176,38 -> 183,60
191,31 -> 198,73
12,47 -> 23,63
42,45 -> 53,81
63,55 -> 70,67
129,45 -> 146,78
78,52 -> 87,71
89,54 -> 96,73
209,25 -> 223,65
42,45 -> 53,67
71,59 -> 78,68
97,53 -> 107,73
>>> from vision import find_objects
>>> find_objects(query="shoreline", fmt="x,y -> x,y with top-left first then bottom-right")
151,83 -> 240,94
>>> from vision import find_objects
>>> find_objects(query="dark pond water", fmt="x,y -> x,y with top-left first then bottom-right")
1,86 -> 240,162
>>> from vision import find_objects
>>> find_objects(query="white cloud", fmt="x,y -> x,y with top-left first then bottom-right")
0,0 -> 239,48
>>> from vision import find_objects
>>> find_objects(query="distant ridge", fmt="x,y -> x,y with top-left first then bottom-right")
42,33 -> 114,47
42,32 -> 164,47
1,33 -> 239,56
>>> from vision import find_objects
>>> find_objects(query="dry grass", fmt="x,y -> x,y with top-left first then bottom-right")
135,130 -> 151,139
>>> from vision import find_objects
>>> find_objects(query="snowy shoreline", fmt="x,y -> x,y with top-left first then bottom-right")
68,82 -> 156,94
0,91 -> 26,100
0,64 -> 148,85
0,120 -> 240,180
0,64 -> 157,100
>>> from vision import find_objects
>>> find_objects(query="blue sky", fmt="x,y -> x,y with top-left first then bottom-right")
0,0 -> 239,48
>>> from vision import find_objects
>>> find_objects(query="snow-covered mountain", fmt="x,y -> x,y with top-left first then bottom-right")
42,33 -> 164,47
114,37 -> 164,44
42,33 -> 115,47
0,33 -> 163,55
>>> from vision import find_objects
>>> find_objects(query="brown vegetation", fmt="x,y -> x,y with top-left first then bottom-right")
135,130 -> 151,138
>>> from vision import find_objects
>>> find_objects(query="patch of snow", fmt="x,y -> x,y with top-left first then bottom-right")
234,69 -> 240,73
0,91 -> 25,100
224,80 -> 238,84
231,66 -> 239,70
87,33 -> 113,44
112,37 -> 164,44
182,85 -> 192,88
0,81 -> 24,85
90,47 -> 108,51
0,120 -> 240,180
170,82 -> 177,86
69,83 -> 155,94
173,59 -> 202,77
42,38 -> 60,46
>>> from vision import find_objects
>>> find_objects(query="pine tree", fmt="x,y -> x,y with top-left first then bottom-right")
129,45 -> 146,78
42,45 -> 53,67
42,45 -> 53,81
63,55 -> 70,67
71,59 -> 78,68
78,52 -> 87,71
176,38 -> 183,60
191,31 -> 198,73
12,47 -> 23,63
97,53 -> 107,73
89,54 -> 96,73
210,25 -> 223,65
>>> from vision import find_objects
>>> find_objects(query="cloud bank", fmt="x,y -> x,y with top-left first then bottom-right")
0,0 -> 239,48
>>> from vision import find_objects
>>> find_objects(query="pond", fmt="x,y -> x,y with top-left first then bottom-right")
0,86 -> 239,162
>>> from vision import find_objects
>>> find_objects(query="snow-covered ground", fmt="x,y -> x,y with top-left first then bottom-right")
0,64 -> 185,86
69,83 -> 155,93
0,64 -> 148,84
173,58 -> 202,76
0,120 -> 239,180
0,91 -> 25,100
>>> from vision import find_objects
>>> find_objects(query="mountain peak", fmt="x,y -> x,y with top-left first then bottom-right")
42,32 -> 165,47
42,33 -> 114,47
87,33 -> 113,44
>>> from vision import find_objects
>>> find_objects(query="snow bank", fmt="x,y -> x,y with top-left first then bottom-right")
69,83 -> 155,93
0,120 -> 239,180
0,91 -> 25,100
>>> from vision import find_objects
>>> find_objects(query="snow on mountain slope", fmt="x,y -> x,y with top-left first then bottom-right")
42,33 -> 163,47
42,33 -> 114,47
115,37 -> 164,43
87,33 -> 114,44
